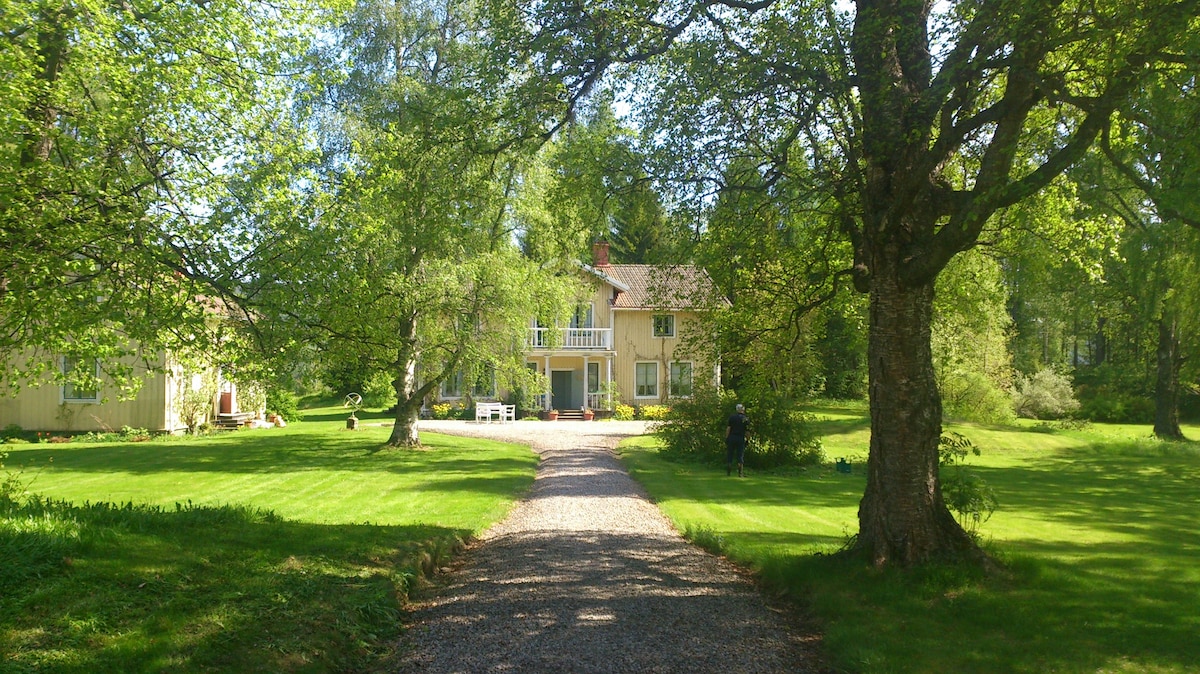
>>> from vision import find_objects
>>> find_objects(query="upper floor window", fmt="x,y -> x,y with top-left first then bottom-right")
570,303 -> 594,329
652,314 -> 675,338
61,356 -> 99,403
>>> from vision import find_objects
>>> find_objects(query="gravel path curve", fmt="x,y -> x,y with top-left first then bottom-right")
390,420 -> 824,673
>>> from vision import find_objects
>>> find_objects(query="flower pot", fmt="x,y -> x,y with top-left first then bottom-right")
583,410 -> 594,421
542,410 -> 559,421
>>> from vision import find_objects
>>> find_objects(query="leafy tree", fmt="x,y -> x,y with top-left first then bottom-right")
487,0 -> 1200,565
1084,64 -> 1200,438
1,0 -> 327,392
216,0 -> 573,447
696,158 -> 856,398
520,98 -> 686,264
933,249 -> 1015,424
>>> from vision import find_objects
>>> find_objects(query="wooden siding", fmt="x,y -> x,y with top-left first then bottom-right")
0,353 -> 191,433
611,310 -> 709,406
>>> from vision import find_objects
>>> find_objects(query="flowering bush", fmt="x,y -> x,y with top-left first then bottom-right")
613,404 -> 636,421
637,405 -> 671,421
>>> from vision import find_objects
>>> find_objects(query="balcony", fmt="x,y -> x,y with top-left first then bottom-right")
529,327 -> 613,350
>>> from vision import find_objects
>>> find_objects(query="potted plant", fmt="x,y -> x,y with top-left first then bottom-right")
542,409 -> 559,421
583,408 -> 595,421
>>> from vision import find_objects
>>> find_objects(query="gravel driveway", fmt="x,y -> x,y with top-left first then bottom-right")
390,420 -> 825,673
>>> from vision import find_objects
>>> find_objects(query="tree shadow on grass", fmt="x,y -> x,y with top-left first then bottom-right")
770,532 -> 1200,674
760,442 -> 1200,673
1,498 -> 468,673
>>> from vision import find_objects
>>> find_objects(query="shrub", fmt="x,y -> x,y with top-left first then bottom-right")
176,383 -> 215,434
265,388 -> 303,422
940,369 -> 1016,425
1073,364 -> 1154,423
430,402 -> 468,420
361,371 -> 395,409
637,404 -> 671,421
1076,390 -> 1155,424
1,450 -> 21,507
1011,368 -> 1080,419
613,403 -> 635,421
656,384 -> 823,469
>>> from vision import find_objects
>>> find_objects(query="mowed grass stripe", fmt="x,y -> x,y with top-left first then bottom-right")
619,408 -> 1200,674
3,415 -> 538,672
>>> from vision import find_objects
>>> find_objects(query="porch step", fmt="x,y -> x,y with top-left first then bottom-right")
214,413 -> 254,430
556,409 -> 585,421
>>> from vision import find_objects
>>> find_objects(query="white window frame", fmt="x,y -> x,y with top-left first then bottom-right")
570,302 -> 595,329
669,361 -> 694,398
587,362 -> 600,393
472,365 -> 497,399
652,313 -> 675,338
61,356 -> 100,403
441,371 -> 465,399
634,361 -> 659,399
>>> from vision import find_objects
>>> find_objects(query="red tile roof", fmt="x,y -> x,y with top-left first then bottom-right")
593,264 -> 729,310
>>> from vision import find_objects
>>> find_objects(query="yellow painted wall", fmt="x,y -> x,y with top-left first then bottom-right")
520,309 -> 713,407
610,309 -> 710,405
0,353 -> 193,433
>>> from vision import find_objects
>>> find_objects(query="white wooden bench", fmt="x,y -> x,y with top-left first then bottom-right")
474,402 -> 516,423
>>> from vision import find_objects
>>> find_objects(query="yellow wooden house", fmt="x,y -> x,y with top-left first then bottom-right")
439,242 -> 728,416
0,352 -> 244,434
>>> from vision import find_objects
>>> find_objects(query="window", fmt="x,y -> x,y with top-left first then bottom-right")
570,303 -> 594,328
635,362 -> 658,398
652,314 -> 675,338
587,362 -> 600,393
669,361 -> 693,397
531,318 -> 549,347
472,365 -> 496,398
443,367 -> 495,399
61,356 -> 99,403
441,371 -> 464,398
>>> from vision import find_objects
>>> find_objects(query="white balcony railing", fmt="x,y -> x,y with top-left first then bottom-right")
529,328 -> 612,350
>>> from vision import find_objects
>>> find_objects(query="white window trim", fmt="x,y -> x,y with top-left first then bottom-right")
441,371 -> 465,399
571,301 -> 595,329
669,360 -> 694,398
634,361 -> 660,399
60,356 -> 100,404
443,368 -> 497,400
587,361 -> 601,393
652,313 -> 676,338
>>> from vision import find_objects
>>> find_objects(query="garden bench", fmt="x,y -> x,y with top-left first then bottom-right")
474,402 -> 515,423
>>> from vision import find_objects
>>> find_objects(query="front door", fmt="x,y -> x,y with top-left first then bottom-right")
551,370 -> 574,411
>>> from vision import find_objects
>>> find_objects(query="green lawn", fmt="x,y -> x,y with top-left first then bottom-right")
618,407 -> 1200,674
1,408 -> 536,673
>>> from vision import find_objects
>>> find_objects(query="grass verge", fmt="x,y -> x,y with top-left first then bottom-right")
618,406 -> 1200,673
2,410 -> 536,673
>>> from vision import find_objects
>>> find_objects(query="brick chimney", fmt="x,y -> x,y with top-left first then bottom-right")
592,240 -> 611,267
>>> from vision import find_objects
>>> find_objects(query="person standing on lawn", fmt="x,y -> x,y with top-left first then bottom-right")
726,403 -> 749,477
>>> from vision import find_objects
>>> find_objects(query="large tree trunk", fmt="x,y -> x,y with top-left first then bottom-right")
387,316 -> 423,447
1153,314 -> 1185,441
855,260 -> 983,566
